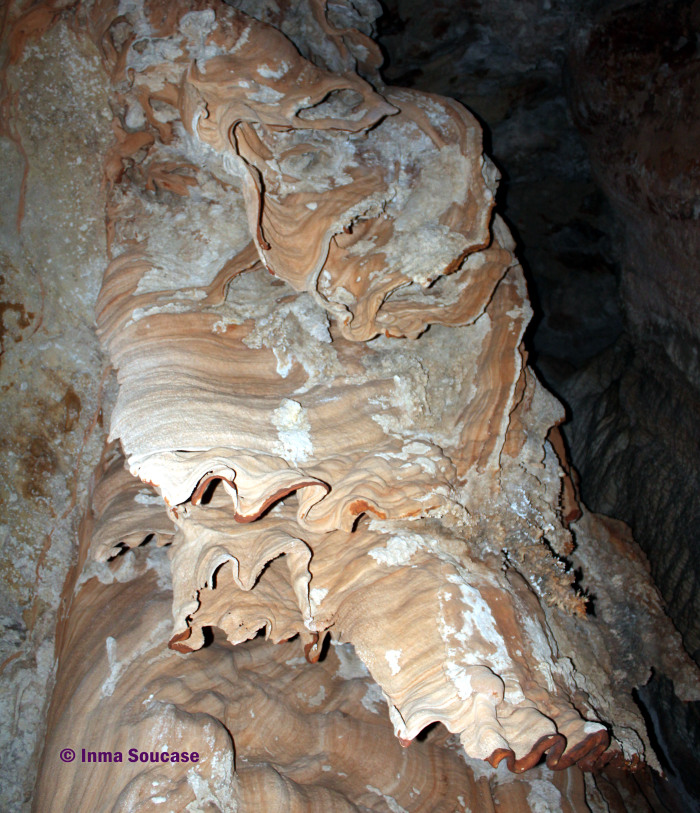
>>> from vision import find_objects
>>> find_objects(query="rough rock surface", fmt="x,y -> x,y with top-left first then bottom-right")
565,0 -> 700,663
562,7 -> 700,804
0,15 -> 113,811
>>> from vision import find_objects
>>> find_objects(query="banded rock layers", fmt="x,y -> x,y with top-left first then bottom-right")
20,0 -> 698,810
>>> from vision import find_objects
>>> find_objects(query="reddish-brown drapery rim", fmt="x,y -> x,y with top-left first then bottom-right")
234,480 -> 330,523
190,474 -> 330,523
486,727 -> 611,773
168,628 -> 193,653
304,632 -> 321,663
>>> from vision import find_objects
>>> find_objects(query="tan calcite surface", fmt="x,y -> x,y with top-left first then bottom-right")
34,451 -> 674,812
36,515 -> 596,812
0,0 -> 693,810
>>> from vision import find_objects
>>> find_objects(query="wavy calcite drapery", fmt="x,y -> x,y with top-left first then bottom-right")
21,0 -> 699,808
35,445 -> 692,811
36,498 -> 603,812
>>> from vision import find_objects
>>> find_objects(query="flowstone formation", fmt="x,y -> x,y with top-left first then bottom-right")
15,0 -> 697,810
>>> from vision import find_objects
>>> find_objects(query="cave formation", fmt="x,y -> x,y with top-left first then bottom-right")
0,1 -> 698,811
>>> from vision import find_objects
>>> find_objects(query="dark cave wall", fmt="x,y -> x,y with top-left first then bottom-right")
564,0 -> 700,662
377,0 -> 700,664
377,0 -> 625,371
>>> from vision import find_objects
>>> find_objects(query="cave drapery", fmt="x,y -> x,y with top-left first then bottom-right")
0,1 -> 698,811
